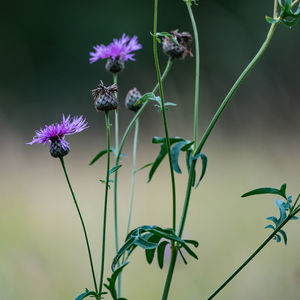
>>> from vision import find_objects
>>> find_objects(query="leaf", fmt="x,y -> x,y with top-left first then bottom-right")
265,224 -> 275,230
266,216 -> 279,226
184,239 -> 199,247
134,92 -> 156,107
279,229 -> 288,245
152,136 -> 185,144
135,163 -> 153,174
274,234 -> 282,243
148,143 -> 167,182
178,247 -> 188,264
242,184 -> 287,199
89,148 -> 112,165
275,198 -> 287,223
193,153 -> 208,188
145,234 -> 162,264
104,261 -> 129,300
171,141 -> 190,174
157,241 -> 169,269
75,289 -> 98,300
265,16 -> 280,24
153,32 -> 179,45
109,165 -> 122,176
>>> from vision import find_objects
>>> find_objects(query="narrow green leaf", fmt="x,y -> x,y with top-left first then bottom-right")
180,243 -> 198,260
265,16 -> 280,23
178,247 -> 188,264
184,239 -> 199,248
75,289 -> 98,300
135,163 -> 153,174
89,149 -> 112,165
134,92 -> 156,107
194,153 -> 208,188
157,241 -> 169,269
109,165 -> 122,176
242,186 -> 287,198
279,230 -> 288,245
148,143 -> 167,182
152,136 -> 185,144
145,235 -> 162,264
112,237 -> 135,271
266,216 -> 279,226
135,236 -> 158,249
171,141 -> 189,174
265,224 -> 275,230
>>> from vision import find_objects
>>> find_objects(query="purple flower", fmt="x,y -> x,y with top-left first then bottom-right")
89,34 -> 142,64
28,115 -> 88,157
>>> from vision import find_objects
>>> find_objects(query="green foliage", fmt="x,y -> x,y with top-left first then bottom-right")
151,32 -> 179,45
134,92 -> 157,107
90,147 -> 126,165
148,137 -> 208,187
104,262 -> 129,300
266,0 -> 300,27
75,289 -> 106,300
112,225 -> 198,271
242,184 -> 299,245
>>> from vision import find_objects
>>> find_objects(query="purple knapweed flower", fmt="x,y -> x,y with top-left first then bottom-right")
89,34 -> 142,73
28,115 -> 88,158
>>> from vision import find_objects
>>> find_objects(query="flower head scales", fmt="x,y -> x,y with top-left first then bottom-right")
28,115 -> 88,154
89,34 -> 142,64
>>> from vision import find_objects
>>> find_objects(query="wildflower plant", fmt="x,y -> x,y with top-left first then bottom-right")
28,0 -> 300,299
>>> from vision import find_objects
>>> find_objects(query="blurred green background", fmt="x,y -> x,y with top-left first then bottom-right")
1,0 -> 300,299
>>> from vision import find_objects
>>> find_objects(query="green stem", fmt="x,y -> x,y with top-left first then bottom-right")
153,0 -> 176,232
99,111 -> 111,294
112,73 -> 121,296
186,2 -> 200,151
292,0 -> 300,7
206,214 -> 293,299
125,118 -> 139,236
116,58 -> 173,163
162,22 -> 279,300
59,157 -> 98,295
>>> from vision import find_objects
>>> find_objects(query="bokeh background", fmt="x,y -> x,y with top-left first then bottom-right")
1,0 -> 300,299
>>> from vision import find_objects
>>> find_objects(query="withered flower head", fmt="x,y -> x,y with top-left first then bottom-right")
91,81 -> 118,112
125,87 -> 142,112
162,30 -> 193,59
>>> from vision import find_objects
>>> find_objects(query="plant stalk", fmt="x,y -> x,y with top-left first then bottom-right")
206,213 -> 294,299
99,111 -> 111,294
162,22 -> 279,300
59,157 -> 98,295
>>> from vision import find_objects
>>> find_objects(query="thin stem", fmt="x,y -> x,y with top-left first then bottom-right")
163,22 -> 279,300
59,157 -> 98,295
125,118 -> 139,236
292,0 -> 300,7
153,0 -> 176,232
273,0 -> 278,18
206,214 -> 293,299
112,73 -> 121,296
186,2 -> 200,151
116,58 -> 173,162
99,111 -> 111,294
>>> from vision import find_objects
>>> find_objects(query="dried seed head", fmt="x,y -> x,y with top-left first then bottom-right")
50,139 -> 70,158
125,88 -> 142,112
91,81 -> 118,112
105,57 -> 125,73
162,30 -> 193,59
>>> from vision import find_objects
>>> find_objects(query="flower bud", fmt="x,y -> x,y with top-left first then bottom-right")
105,58 -> 125,73
125,88 -> 142,112
162,30 -> 193,59
91,81 -> 118,112
50,139 -> 70,158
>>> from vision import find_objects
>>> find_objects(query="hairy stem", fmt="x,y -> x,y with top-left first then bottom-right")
59,157 -> 98,295
99,111 -> 111,294
206,213 -> 294,299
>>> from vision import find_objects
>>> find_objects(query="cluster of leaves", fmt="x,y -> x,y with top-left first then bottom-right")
134,92 -> 176,112
266,0 -> 300,27
105,225 -> 198,300
242,184 -> 299,245
151,32 -> 179,45
148,137 -> 207,189
75,289 -> 107,300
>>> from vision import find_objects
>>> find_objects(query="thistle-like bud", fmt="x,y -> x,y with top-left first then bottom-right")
105,58 -> 125,73
162,30 -> 193,59
125,88 -> 142,112
50,139 -> 70,158
91,81 -> 118,112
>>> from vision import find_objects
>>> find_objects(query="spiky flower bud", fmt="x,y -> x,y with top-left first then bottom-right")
162,30 -> 193,59
105,57 -> 125,73
125,88 -> 142,112
50,139 -> 70,158
91,81 -> 118,112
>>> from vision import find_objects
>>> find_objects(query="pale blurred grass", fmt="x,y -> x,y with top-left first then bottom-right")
1,131 -> 300,300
